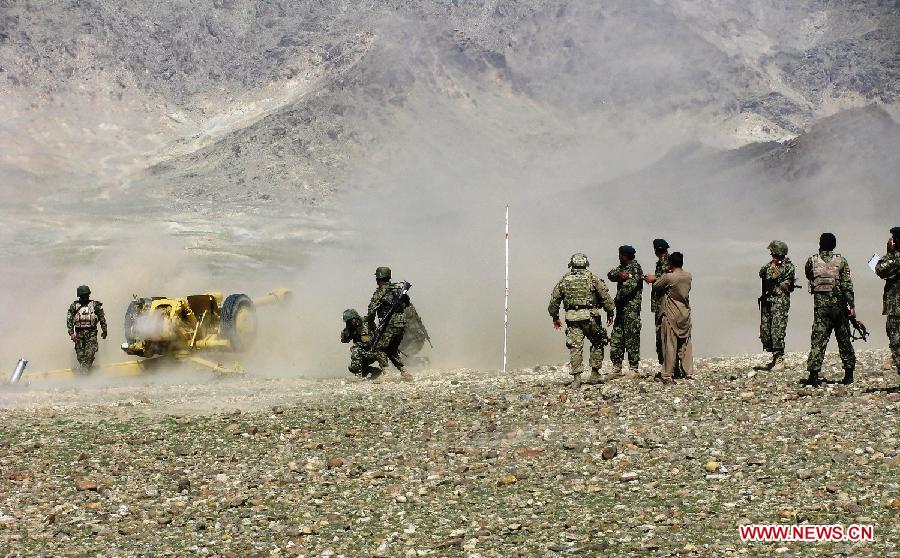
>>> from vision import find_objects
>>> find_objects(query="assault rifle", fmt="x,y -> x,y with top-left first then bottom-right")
835,285 -> 869,342
757,271 -> 802,310
370,281 -> 412,348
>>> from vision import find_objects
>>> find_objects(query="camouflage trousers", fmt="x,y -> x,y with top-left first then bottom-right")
807,304 -> 855,373
375,325 -> 406,370
565,319 -> 607,375
348,345 -> 387,377
888,316 -> 900,375
760,297 -> 790,354
73,329 -> 99,372
610,309 -> 641,368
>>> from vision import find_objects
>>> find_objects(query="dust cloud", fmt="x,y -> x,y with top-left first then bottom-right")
2,3 -> 897,383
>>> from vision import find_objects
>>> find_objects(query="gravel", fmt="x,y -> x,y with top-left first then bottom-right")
1,349 -> 897,556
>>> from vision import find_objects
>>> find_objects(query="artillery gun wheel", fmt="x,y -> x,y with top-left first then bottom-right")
123,298 -> 150,344
221,294 -> 257,352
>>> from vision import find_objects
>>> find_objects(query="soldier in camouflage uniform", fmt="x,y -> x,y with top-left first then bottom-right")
66,285 -> 107,374
757,240 -> 797,371
340,308 -> 387,378
548,253 -> 615,388
366,267 -> 413,382
875,226 -> 900,378
643,239 -> 670,370
804,233 -> 856,386
607,245 -> 643,377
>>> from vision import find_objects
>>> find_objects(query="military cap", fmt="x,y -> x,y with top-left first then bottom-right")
767,240 -> 788,256
342,308 -> 361,322
891,226 -> 900,237
652,238 -> 669,250
618,245 -> 636,256
568,252 -> 589,268
374,266 -> 392,280
76,285 -> 91,297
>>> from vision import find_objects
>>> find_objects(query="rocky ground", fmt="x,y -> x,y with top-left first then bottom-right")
1,349 -> 897,557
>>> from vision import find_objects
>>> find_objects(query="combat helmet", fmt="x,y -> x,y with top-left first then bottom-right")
76,285 -> 91,298
767,240 -> 788,257
568,253 -> 589,269
343,308 -> 361,322
375,266 -> 392,280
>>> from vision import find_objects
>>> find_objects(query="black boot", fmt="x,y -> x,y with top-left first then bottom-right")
801,369 -> 821,387
840,369 -> 854,385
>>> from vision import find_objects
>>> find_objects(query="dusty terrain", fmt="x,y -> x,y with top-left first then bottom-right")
2,350 -> 898,557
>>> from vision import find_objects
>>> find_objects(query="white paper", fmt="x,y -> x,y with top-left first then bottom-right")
868,253 -> 881,273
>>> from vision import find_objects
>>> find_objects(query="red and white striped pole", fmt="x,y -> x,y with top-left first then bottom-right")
503,205 -> 509,374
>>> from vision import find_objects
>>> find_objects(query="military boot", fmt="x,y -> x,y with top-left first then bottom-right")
771,354 -> 785,372
801,369 -> 821,387
840,369 -> 854,385
399,368 -> 414,382
587,368 -> 603,384
570,373 -> 582,389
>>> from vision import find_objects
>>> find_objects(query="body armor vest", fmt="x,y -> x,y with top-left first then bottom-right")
810,254 -> 841,293
562,271 -> 595,310
73,301 -> 98,329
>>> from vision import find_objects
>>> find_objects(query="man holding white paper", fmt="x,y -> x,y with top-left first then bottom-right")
875,227 -> 900,378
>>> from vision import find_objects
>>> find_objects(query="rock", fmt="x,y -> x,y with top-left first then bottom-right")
705,461 -> 720,473
177,477 -> 191,492
619,472 -> 639,482
497,474 -> 518,486
226,494 -> 248,508
74,478 -> 98,491
327,457 -> 344,468
796,469 -> 813,480
272,405 -> 285,414
173,445 -> 190,457
601,445 -> 617,460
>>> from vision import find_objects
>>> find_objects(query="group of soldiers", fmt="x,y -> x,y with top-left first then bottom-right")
64,228 -> 900,388
340,266 -> 415,382
758,228 -> 900,386
546,227 -> 900,389
549,239 -> 693,387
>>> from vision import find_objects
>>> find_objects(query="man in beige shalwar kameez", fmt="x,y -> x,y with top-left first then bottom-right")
647,252 -> 693,384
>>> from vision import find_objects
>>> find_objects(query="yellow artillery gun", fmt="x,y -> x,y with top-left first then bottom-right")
5,289 -> 292,385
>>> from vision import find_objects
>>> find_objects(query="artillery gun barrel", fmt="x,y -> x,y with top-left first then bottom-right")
252,288 -> 292,307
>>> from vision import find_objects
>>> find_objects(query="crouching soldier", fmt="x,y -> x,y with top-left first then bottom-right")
66,285 -> 107,374
341,308 -> 386,379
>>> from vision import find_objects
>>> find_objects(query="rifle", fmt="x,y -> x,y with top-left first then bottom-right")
758,267 -> 802,310
835,285 -> 869,342
370,281 -> 412,348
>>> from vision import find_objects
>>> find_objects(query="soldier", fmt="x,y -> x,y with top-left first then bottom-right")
647,252 -> 692,384
756,240 -> 797,371
548,253 -> 615,388
606,245 -> 643,377
804,233 -> 856,386
366,267 -> 413,382
66,285 -> 107,374
875,226 -> 900,378
340,308 -> 387,379
643,239 -> 670,371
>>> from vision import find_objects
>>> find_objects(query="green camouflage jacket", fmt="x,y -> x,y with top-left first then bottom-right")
341,320 -> 373,348
606,260 -> 643,311
805,251 -> 855,308
759,258 -> 796,302
875,251 -> 900,316
367,282 -> 408,331
650,254 -> 669,314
